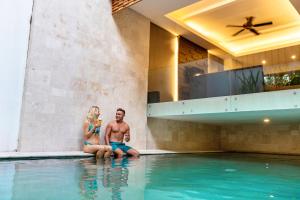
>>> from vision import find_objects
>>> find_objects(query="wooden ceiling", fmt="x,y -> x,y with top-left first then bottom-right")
112,0 -> 142,14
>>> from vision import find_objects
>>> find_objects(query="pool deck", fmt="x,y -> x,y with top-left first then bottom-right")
0,150 -> 223,159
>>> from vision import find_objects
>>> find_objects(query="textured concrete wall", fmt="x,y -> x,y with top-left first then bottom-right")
147,118 -> 221,151
221,123 -> 300,154
148,23 -> 177,102
18,0 -> 150,151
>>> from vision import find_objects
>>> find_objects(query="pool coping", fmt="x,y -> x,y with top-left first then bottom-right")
0,150 -> 224,160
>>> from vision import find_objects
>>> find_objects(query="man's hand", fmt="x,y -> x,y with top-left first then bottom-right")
124,133 -> 130,142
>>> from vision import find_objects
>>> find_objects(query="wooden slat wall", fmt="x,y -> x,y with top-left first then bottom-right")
112,0 -> 141,14
178,37 -> 208,64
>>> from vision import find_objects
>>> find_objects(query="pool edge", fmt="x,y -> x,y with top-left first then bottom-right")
0,150 -> 225,160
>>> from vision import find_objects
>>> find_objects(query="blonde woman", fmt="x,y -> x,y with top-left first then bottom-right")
83,106 -> 112,158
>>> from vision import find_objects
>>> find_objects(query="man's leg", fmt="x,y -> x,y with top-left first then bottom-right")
114,148 -> 125,158
126,148 -> 140,157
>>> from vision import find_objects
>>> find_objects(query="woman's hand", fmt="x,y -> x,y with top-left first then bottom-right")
94,120 -> 102,128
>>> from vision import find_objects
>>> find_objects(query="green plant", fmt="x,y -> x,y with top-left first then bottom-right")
264,71 -> 300,88
236,70 -> 262,93
290,72 -> 300,85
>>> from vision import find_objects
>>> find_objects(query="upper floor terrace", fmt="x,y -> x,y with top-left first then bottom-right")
131,0 -> 300,123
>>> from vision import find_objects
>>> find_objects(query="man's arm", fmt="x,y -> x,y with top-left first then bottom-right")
105,123 -> 112,145
125,126 -> 130,142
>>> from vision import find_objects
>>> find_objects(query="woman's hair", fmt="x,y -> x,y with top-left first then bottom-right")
86,106 -> 100,122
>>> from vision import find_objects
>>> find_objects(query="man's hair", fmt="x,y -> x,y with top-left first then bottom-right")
116,108 -> 125,115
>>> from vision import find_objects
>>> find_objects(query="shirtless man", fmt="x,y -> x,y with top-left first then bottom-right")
105,108 -> 140,158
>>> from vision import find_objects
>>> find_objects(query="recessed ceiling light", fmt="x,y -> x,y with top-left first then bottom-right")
262,60 -> 266,64
263,118 -> 270,123
291,55 -> 296,60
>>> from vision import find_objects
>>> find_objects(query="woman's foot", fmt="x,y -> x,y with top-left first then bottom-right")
96,149 -> 104,159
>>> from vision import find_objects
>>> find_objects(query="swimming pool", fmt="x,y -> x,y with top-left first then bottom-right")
1,153 -> 300,200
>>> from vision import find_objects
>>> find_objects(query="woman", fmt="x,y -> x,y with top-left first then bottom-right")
83,106 -> 112,158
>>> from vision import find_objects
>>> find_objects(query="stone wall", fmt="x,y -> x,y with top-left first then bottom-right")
221,123 -> 300,154
147,118 -> 221,151
18,0 -> 150,151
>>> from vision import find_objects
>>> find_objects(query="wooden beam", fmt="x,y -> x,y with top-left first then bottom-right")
112,0 -> 142,14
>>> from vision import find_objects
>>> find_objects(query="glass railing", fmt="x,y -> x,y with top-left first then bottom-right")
179,64 -> 300,101
147,63 -> 300,103
181,65 -> 264,99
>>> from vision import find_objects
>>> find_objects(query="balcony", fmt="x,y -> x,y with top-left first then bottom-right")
147,88 -> 300,124
147,48 -> 300,123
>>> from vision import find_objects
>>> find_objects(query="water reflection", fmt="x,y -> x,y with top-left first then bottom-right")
103,158 -> 129,200
79,159 -> 99,200
79,158 -> 130,200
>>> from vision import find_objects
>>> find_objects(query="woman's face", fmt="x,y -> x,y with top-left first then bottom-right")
93,107 -> 100,119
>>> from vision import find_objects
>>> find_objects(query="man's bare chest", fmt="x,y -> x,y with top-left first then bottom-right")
111,124 -> 127,134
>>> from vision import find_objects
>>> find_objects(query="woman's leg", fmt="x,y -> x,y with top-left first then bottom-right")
96,149 -> 105,159
101,145 -> 112,158
83,145 -> 106,159
103,151 -> 111,158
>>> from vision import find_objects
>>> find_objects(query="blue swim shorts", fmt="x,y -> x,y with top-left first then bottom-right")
110,141 -> 132,153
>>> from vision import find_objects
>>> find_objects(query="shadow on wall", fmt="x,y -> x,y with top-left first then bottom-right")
146,118 -> 221,151
112,8 -> 150,64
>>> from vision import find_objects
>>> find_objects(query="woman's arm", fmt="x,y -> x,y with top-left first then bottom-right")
83,121 -> 94,139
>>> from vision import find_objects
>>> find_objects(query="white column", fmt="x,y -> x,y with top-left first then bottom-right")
0,0 -> 33,151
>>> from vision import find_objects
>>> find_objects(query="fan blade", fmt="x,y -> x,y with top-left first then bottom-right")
249,28 -> 260,35
227,25 -> 244,27
232,29 -> 245,36
253,21 -> 273,27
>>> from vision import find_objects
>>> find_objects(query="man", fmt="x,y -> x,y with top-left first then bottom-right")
105,108 -> 140,158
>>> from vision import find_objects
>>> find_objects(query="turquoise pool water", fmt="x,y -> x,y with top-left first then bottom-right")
1,153 -> 300,200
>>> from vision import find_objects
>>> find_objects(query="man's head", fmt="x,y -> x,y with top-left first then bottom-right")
115,108 -> 125,122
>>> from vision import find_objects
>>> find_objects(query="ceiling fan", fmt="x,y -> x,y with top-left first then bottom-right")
226,16 -> 273,36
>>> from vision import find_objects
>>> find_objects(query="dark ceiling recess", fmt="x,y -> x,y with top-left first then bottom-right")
112,0 -> 142,14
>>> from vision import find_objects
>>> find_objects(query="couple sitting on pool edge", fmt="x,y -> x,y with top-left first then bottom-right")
83,106 -> 140,159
